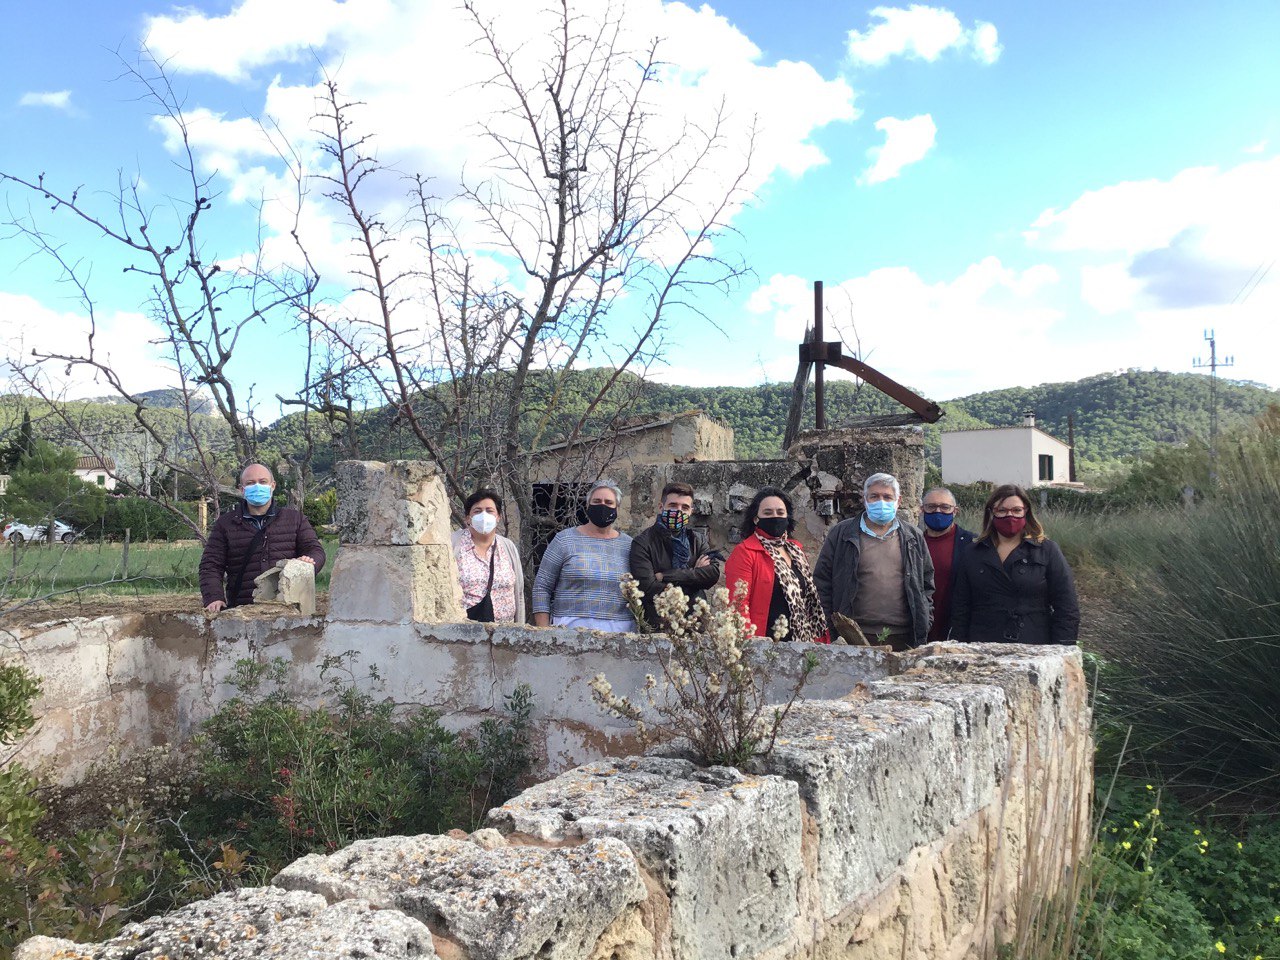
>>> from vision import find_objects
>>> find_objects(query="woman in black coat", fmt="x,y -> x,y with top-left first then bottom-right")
950,483 -> 1079,645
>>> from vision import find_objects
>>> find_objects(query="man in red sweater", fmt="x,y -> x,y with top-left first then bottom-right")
920,487 -> 976,643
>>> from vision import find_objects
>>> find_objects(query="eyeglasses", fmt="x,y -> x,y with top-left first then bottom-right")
993,508 -> 1026,518
922,505 -> 955,514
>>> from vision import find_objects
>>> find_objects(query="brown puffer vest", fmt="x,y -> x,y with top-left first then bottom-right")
198,505 -> 326,607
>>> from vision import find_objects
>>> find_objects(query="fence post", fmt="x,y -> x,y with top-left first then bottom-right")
123,528 -> 131,581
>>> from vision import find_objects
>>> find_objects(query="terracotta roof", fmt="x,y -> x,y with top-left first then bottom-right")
74,455 -> 116,472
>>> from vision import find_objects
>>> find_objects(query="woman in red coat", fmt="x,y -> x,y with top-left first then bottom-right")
723,486 -> 829,643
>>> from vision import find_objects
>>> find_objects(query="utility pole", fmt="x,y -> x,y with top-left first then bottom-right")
1193,329 -> 1234,484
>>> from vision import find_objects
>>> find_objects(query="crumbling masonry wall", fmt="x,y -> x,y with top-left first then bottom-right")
14,640 -> 1091,960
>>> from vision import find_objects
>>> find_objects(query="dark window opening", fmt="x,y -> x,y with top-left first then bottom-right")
1038,454 -> 1054,482
528,482 -> 596,571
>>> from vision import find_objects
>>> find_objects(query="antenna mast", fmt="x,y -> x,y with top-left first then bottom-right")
1192,329 -> 1234,484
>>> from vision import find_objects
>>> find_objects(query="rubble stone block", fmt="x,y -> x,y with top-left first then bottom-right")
487,757 -> 803,960
334,460 -> 454,546
327,545 -> 464,623
13,936 -> 79,960
762,695 -> 1006,919
36,886 -> 437,959
252,558 -> 317,616
274,833 -> 645,960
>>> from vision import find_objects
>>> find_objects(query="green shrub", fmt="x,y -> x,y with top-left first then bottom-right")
0,665 -> 194,952
302,490 -> 337,529
186,653 -> 535,871
0,654 -> 535,949
86,496 -> 200,541
1081,777 -> 1280,959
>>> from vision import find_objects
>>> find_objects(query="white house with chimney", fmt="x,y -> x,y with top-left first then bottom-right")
941,412 -> 1074,488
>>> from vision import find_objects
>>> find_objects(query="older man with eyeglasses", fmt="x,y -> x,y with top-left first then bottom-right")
920,487 -> 977,643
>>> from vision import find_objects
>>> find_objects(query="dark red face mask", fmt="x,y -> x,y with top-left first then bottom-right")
993,515 -> 1027,538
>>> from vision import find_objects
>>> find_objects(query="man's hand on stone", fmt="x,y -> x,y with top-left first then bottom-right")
294,556 -> 316,564
205,600 -> 226,614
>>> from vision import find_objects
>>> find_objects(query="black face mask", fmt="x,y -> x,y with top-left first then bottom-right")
586,503 -> 618,528
756,516 -> 789,539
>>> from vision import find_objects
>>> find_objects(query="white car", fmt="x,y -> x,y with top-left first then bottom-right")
2,520 -> 79,545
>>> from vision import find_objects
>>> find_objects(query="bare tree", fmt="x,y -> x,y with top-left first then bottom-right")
300,0 -> 753,561
0,53 -> 318,539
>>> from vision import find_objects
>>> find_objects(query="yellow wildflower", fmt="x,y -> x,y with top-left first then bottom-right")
1214,943 -> 1225,954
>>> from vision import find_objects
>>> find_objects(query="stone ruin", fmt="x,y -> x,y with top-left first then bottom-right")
529,412 -> 927,559
6,458 -> 1092,960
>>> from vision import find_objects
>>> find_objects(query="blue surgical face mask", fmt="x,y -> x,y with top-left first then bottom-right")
923,511 -> 955,531
244,482 -> 273,507
865,499 -> 897,524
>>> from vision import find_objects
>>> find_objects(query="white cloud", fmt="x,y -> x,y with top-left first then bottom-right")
1244,138 -> 1267,155
1027,157 -> 1280,314
846,6 -> 1001,66
861,114 -> 937,184
18,90 -> 73,111
143,0 -> 394,82
1080,263 -> 1143,315
0,292 -> 176,398
969,22 -> 1002,65
136,0 -> 860,351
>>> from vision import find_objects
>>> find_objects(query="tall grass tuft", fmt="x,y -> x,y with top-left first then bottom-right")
1079,424 -> 1280,801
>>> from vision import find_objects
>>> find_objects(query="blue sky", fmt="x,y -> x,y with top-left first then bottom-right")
2,1 -> 1277,425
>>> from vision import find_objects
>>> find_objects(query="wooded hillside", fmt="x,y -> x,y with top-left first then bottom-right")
7,369 -> 1275,483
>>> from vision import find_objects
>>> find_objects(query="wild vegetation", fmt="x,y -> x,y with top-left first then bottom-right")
0,654 -> 534,952
996,409 -> 1280,959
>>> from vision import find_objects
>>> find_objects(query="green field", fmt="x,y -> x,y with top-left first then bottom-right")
0,539 -> 339,600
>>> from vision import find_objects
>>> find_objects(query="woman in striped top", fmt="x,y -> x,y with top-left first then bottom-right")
532,479 -> 636,632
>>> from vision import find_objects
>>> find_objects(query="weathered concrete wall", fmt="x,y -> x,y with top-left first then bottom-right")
17,642 -> 1092,960
3,613 -> 896,782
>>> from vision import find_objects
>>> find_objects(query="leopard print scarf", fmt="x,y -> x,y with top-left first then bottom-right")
755,533 -> 826,643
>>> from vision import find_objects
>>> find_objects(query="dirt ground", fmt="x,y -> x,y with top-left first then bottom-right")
0,593 -> 330,627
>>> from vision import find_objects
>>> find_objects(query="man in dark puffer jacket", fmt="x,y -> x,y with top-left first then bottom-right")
199,464 -> 326,612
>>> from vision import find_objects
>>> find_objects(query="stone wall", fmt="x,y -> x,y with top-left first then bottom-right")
15,640 -> 1091,960
4,612 -> 897,782
8,456 -> 1090,959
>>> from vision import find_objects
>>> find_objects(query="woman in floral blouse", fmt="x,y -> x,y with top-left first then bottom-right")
451,488 -> 526,623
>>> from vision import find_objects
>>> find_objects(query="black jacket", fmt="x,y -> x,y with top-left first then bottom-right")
926,524 -> 977,642
813,517 -> 935,646
950,537 -> 1079,645
199,504 -> 326,607
629,523 -> 721,628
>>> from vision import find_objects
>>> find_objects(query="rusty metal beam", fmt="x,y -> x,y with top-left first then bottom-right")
814,281 -> 825,430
